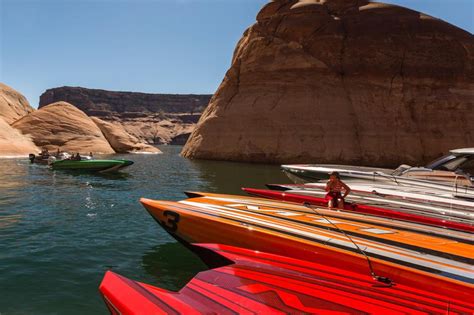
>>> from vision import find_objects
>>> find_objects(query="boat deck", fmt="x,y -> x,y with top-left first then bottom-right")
140,193 -> 474,301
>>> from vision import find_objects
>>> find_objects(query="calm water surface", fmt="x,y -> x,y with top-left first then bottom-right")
0,145 -> 290,314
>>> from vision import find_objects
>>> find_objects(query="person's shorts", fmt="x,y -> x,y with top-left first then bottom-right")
326,192 -> 343,202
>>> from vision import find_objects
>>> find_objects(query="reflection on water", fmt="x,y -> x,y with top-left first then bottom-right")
0,214 -> 22,229
191,159 -> 290,194
141,242 -> 208,291
54,169 -> 132,181
0,159 -> 31,184
0,145 -> 290,314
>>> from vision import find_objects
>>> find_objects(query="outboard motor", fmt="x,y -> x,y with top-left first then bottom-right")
29,153 -> 36,164
47,156 -> 57,165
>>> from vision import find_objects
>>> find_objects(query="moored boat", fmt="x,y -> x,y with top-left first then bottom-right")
281,148 -> 474,192
243,187 -> 474,233
140,193 -> 474,300
266,182 -> 474,224
267,181 -> 474,205
29,151 -> 71,165
100,244 -> 474,314
29,153 -> 51,164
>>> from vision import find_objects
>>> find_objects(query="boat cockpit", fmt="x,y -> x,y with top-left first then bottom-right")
393,148 -> 474,185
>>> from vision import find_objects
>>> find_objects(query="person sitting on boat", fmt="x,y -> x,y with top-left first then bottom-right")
74,153 -> 82,161
41,147 -> 49,158
325,171 -> 351,209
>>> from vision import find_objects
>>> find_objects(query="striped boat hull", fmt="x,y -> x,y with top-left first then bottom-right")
140,193 -> 474,302
243,187 -> 474,233
100,244 -> 474,314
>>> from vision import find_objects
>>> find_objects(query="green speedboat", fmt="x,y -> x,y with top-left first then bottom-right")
50,159 -> 134,172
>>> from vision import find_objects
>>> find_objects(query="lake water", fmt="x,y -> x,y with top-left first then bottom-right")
0,145 -> 290,314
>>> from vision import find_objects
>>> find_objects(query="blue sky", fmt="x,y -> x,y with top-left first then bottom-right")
1,0 -> 472,108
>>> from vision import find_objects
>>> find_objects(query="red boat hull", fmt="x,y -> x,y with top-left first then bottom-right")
100,244 -> 473,314
243,187 -> 474,233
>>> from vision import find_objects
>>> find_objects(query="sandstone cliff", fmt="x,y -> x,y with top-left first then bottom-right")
182,0 -> 474,166
0,83 -> 34,125
12,102 -> 115,154
0,83 -> 39,156
0,118 -> 39,156
91,117 -> 161,154
39,86 -> 211,145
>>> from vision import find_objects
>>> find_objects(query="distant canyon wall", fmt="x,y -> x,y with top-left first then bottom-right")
182,0 -> 474,167
39,86 -> 212,145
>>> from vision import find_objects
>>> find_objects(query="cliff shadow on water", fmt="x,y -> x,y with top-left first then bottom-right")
188,158 -> 292,195
141,242 -> 209,291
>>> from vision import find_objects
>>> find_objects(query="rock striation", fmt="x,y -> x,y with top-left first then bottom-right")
0,83 -> 34,125
39,86 -> 212,145
12,102 -> 115,154
182,0 -> 474,166
91,117 -> 161,153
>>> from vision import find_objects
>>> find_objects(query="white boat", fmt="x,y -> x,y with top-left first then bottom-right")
281,148 -> 474,195
29,151 -> 71,165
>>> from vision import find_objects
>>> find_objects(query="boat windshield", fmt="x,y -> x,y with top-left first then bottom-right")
440,156 -> 470,171
425,154 -> 457,170
427,154 -> 474,173
460,159 -> 474,176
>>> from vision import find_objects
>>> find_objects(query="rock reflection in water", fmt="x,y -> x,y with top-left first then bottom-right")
141,242 -> 208,291
190,159 -> 291,195
0,214 -> 22,230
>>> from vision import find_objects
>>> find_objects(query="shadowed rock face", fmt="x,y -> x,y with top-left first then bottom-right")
91,117 -> 162,154
12,102 -> 115,154
0,83 -> 34,125
39,86 -> 212,145
182,0 -> 474,166
169,133 -> 192,145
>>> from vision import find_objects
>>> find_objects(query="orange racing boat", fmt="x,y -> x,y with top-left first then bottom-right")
140,192 -> 474,302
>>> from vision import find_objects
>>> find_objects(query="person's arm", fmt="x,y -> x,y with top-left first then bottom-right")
325,180 -> 332,192
342,182 -> 351,197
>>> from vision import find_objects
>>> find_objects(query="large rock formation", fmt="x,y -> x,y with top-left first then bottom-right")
0,83 -> 162,155
91,117 -> 161,153
182,0 -> 474,166
39,86 -> 212,145
0,119 -> 39,156
0,83 -> 38,156
0,83 -> 34,124
12,102 -> 115,154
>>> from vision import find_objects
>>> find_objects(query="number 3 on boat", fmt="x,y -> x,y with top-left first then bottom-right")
161,210 -> 180,232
